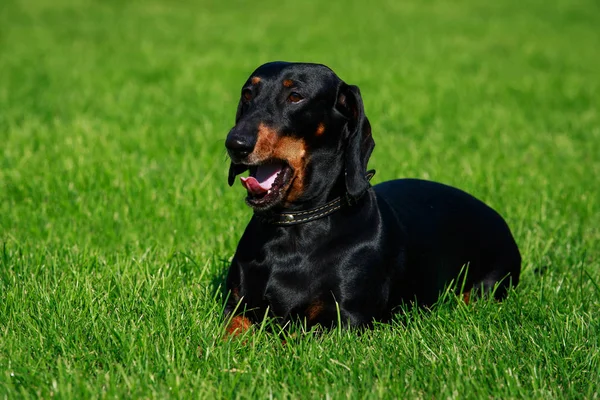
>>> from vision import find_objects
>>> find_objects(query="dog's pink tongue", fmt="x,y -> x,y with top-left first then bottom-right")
240,176 -> 266,195
240,163 -> 282,195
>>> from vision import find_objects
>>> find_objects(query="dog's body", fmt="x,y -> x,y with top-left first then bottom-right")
224,62 -> 520,332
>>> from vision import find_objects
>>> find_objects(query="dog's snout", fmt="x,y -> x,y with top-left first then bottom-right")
226,132 -> 255,160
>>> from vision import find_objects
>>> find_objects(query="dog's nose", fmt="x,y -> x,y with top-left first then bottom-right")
225,134 -> 254,159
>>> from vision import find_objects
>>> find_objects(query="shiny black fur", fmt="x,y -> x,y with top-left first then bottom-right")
224,62 -> 521,328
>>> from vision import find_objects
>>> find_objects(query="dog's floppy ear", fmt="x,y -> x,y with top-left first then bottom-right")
335,83 -> 375,203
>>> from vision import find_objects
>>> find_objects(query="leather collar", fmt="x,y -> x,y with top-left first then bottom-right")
256,170 -> 376,226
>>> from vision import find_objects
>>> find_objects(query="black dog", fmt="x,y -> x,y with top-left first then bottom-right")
224,62 -> 521,334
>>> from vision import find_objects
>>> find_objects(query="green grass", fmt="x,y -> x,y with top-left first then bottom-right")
1,0 -> 599,397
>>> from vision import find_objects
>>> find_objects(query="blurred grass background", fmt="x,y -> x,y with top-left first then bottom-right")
1,0 -> 599,398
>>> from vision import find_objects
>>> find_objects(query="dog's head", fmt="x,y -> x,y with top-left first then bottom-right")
226,62 -> 374,211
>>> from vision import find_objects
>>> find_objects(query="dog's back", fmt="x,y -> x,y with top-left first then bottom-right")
375,179 -> 521,306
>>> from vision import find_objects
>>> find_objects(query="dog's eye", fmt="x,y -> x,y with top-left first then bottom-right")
288,92 -> 303,103
242,89 -> 252,102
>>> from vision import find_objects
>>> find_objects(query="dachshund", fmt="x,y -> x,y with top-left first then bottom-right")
223,61 -> 521,334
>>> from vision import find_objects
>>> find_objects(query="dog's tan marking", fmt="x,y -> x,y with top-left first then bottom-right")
275,136 -> 307,202
231,287 -> 241,302
306,299 -> 324,322
283,79 -> 294,88
251,123 -> 308,203
252,123 -> 279,161
251,76 -> 261,85
225,315 -> 253,336
315,122 -> 325,136
463,290 -> 471,305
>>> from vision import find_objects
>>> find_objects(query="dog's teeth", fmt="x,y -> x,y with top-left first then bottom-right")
268,190 -> 272,194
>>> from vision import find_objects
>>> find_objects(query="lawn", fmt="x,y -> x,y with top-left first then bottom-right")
1,0 -> 599,398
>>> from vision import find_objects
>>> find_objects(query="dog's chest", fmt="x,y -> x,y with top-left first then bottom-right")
239,230 -> 338,319
249,253 -> 329,314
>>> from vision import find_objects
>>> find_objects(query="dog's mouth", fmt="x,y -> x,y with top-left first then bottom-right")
238,161 -> 294,210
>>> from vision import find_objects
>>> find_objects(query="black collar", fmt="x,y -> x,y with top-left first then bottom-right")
256,170 -> 376,226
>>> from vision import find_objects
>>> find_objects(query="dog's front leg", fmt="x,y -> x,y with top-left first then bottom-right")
223,259 -> 255,337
